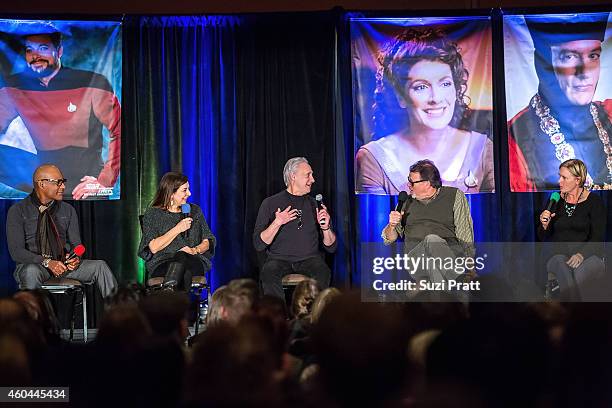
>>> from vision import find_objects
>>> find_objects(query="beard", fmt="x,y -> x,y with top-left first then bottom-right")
26,59 -> 59,78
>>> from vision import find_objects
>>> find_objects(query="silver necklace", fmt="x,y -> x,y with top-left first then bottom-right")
563,188 -> 583,218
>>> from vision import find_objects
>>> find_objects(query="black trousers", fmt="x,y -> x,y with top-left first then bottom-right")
260,256 -> 331,299
152,252 -> 206,291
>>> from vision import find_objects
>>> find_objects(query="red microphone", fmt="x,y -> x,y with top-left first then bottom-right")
65,244 -> 86,264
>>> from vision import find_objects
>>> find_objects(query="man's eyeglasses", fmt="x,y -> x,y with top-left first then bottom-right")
296,209 -> 303,230
408,178 -> 428,186
38,178 -> 67,187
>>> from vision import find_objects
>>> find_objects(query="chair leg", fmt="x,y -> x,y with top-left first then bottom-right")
69,289 -> 76,341
82,288 -> 88,343
194,289 -> 201,335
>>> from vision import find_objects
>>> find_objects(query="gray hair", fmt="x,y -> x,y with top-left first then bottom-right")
283,157 -> 309,187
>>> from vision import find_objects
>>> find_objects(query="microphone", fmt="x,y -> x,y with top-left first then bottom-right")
65,244 -> 85,264
181,203 -> 191,239
542,192 -> 560,222
181,203 -> 191,216
315,194 -> 326,226
395,191 -> 409,212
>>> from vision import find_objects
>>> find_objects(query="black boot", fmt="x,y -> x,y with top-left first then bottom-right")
164,262 -> 185,291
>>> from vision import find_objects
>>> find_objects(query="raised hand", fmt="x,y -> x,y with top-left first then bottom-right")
388,210 -> 403,227
273,206 -> 298,226
317,204 -> 331,230
175,217 -> 193,233
539,210 -> 555,230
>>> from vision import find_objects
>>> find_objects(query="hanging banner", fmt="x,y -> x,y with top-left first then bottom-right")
352,16 -> 494,195
505,12 -> 612,191
0,19 -> 122,200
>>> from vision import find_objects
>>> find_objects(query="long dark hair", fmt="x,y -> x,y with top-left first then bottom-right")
151,172 -> 189,209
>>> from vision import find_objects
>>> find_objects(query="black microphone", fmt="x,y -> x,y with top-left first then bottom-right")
64,244 -> 85,265
181,203 -> 191,239
395,191 -> 409,212
542,192 -> 560,222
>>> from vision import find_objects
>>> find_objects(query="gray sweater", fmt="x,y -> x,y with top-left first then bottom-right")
138,204 -> 216,274
383,186 -> 475,257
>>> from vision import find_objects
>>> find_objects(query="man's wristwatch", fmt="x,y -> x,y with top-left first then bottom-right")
42,258 -> 51,268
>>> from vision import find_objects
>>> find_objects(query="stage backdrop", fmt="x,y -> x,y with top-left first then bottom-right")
505,12 -> 612,192
1,10 -> 610,297
352,16 -> 494,195
0,19 -> 122,200
122,13 -> 350,290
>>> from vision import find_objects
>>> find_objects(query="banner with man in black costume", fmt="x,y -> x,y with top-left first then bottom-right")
505,12 -> 612,192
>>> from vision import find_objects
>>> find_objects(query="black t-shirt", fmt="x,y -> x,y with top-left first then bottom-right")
537,192 -> 607,258
253,190 -> 336,262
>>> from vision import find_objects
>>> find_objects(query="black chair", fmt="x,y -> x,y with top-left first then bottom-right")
41,277 -> 88,342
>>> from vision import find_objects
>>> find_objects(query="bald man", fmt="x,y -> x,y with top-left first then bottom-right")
6,164 -> 117,297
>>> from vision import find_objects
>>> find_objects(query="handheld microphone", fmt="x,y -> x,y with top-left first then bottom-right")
542,192 -> 560,222
315,194 -> 326,226
65,244 -> 85,264
395,191 -> 409,212
181,203 -> 191,239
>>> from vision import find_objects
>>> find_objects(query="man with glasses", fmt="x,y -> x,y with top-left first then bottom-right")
6,164 -> 117,296
382,159 -> 475,286
253,157 -> 336,299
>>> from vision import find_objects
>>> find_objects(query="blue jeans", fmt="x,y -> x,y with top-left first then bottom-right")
547,254 -> 605,301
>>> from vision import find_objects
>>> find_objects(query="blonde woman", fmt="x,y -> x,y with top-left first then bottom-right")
538,159 -> 606,300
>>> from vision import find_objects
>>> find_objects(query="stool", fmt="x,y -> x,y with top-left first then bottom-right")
191,275 -> 210,335
41,277 -> 88,342
145,273 -> 210,335
282,273 -> 309,287
146,276 -> 165,289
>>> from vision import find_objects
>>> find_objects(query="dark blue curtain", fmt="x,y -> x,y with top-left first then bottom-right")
123,15 -> 242,290
0,200 -> 18,296
125,13 -> 351,290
